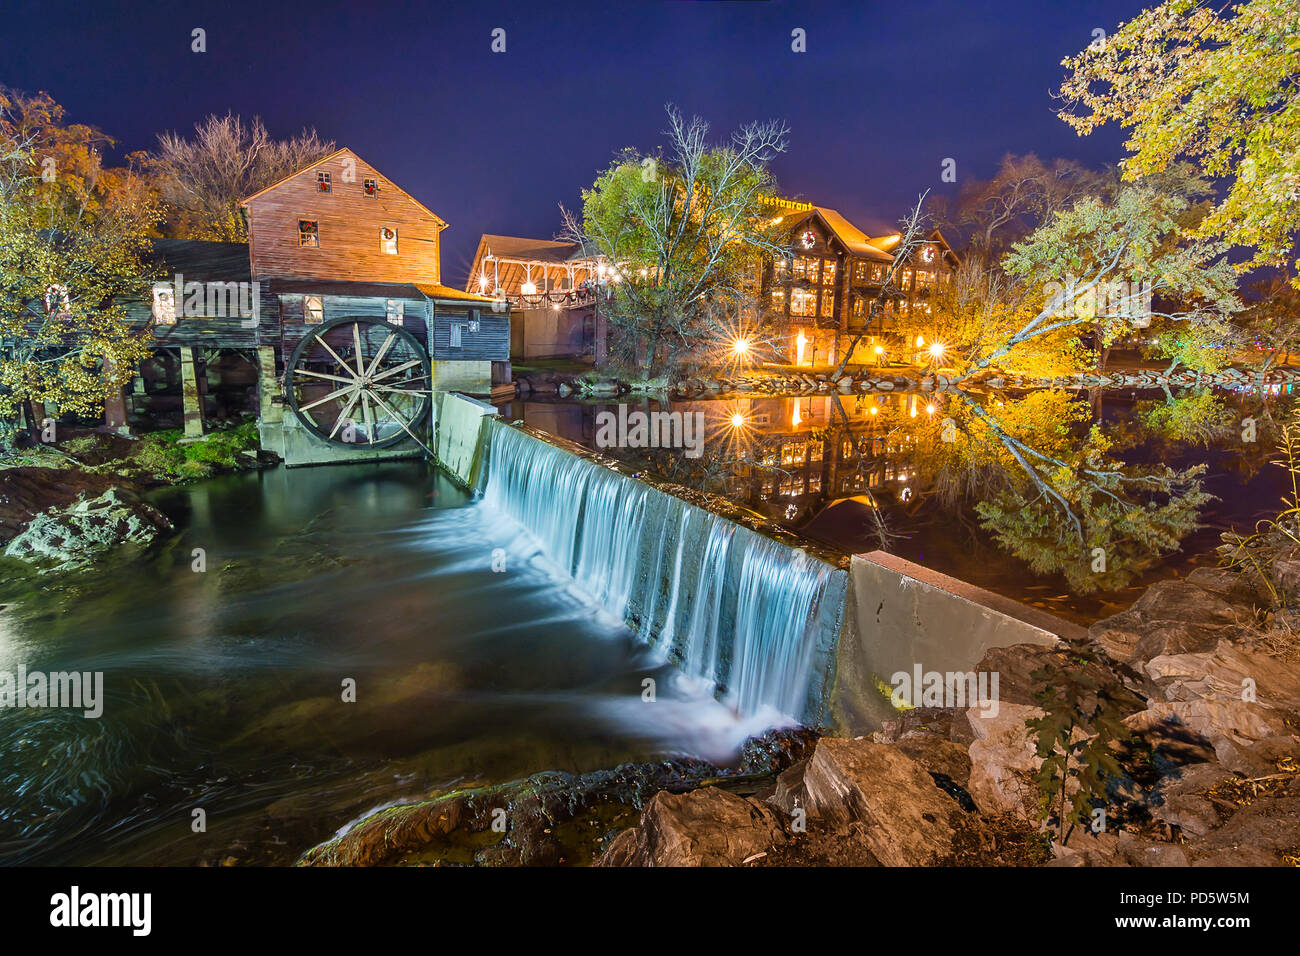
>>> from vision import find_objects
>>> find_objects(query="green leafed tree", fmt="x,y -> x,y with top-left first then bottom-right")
561,106 -> 790,375
0,88 -> 161,448
1059,0 -> 1300,282
953,176 -> 1242,384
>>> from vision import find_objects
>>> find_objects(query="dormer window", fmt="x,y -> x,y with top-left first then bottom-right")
299,220 -> 319,247
316,170 -> 331,193
363,178 -> 377,197
380,227 -> 398,255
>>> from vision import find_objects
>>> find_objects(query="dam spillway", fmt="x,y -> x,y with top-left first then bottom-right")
478,418 -> 849,724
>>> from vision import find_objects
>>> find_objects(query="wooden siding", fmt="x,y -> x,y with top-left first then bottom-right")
277,293 -> 429,355
430,307 -> 509,362
244,149 -> 443,285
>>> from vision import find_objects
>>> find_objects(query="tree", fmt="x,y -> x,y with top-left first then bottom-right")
561,106 -> 789,375
932,153 -> 1107,262
1059,0 -> 1300,283
0,89 -> 160,448
151,113 -> 334,241
954,178 -> 1242,384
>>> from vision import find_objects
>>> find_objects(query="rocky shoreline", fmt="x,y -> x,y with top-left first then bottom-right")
300,563 -> 1300,867
511,363 -> 1300,401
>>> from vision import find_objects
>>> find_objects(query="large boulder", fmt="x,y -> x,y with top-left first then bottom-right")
1090,579 -> 1248,664
3,486 -> 172,571
770,738 -> 965,866
964,702 -> 1045,818
595,787 -> 786,867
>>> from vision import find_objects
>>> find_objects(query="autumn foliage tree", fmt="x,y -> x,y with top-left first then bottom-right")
1059,0 -> 1300,283
0,88 -> 161,448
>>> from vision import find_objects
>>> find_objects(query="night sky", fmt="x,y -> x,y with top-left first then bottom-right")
2,0 -> 1136,284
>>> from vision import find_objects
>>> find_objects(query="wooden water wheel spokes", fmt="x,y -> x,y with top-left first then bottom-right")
286,316 -> 431,448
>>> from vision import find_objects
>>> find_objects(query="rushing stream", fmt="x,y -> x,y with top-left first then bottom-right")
0,461 -> 779,866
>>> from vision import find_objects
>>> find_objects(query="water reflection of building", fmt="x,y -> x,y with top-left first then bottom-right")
678,395 -> 929,523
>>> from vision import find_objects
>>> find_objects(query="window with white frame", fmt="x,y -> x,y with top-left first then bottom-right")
303,295 -> 324,324
386,299 -> 404,324
380,227 -> 398,255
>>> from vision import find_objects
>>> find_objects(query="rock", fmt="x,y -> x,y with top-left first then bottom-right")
1152,763 -> 1232,837
1188,791 -> 1300,865
775,738 -> 964,866
965,702 -> 1045,818
595,787 -> 787,867
1125,698 -> 1293,774
3,487 -> 172,571
1090,579 -> 1247,664
1116,831 -> 1189,867
893,735 -> 973,788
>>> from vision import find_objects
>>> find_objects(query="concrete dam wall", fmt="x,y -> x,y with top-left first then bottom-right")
434,392 -> 1078,733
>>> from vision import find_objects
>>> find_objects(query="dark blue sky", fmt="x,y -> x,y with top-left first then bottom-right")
2,0 -> 1138,285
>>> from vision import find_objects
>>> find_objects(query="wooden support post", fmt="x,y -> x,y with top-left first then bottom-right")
256,345 -> 283,424
103,358 -> 130,435
180,346 -> 205,438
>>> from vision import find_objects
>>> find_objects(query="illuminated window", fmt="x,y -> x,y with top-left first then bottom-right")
809,440 -> 823,463
386,299 -> 404,324
916,270 -> 935,290
790,288 -> 817,317
808,473 -> 821,493
316,170 -> 331,193
363,178 -> 377,197
852,298 -> 865,318
770,288 -> 786,312
821,260 -> 836,285
298,220 -> 319,247
820,293 -> 834,317
871,263 -> 886,282
152,284 -> 176,325
380,227 -> 398,255
303,295 -> 324,324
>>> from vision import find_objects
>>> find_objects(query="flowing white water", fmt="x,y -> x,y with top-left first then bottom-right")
480,420 -> 839,722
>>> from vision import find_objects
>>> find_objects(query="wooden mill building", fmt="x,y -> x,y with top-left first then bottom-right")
116,148 -> 506,465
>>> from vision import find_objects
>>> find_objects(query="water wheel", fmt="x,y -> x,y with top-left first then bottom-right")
286,316 -> 431,448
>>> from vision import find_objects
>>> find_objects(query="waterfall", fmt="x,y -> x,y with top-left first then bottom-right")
479,419 -> 842,723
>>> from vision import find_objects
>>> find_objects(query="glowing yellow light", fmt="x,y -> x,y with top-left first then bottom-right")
928,342 -> 945,358
521,281 -> 537,295
925,404 -> 936,414
869,407 -> 878,415
792,403 -> 802,427
478,275 -> 488,289
916,336 -> 925,348
873,345 -> 884,355
732,338 -> 751,357
730,413 -> 746,428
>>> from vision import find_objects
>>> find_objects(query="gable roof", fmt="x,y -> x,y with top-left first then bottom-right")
473,234 -> 589,264
240,147 -> 447,226
778,206 -> 894,262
